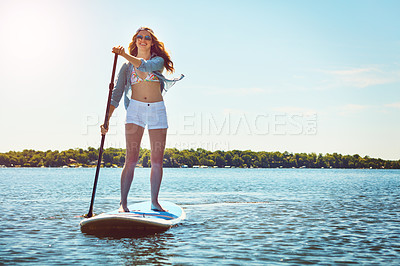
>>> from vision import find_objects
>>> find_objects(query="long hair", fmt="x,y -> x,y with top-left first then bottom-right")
128,27 -> 174,74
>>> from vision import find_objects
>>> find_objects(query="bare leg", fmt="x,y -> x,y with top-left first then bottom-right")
119,123 -> 144,212
149,128 -> 167,211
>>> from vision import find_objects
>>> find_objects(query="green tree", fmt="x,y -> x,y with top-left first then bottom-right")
224,152 -> 233,166
232,155 -> 244,167
0,154 -> 10,166
214,154 -> 226,167
142,150 -> 151,167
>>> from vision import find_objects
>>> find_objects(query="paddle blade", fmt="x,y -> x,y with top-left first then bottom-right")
83,212 -> 93,218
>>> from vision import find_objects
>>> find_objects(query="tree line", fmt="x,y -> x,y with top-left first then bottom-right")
0,148 -> 399,169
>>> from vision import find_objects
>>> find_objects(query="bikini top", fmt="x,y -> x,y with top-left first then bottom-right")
131,67 -> 159,85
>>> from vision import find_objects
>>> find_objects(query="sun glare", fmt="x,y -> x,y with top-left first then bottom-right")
1,1 -> 71,66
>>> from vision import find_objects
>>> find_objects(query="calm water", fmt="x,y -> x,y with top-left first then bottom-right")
1,168 -> 400,265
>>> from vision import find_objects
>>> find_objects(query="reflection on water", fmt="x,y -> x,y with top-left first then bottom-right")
0,168 -> 400,264
121,233 -> 174,265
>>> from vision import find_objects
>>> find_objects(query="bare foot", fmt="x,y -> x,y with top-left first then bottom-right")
118,204 -> 130,213
151,202 -> 168,212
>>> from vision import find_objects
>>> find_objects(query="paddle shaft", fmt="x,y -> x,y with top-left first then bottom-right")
85,53 -> 118,218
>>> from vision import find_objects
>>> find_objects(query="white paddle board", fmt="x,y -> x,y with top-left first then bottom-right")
80,201 -> 185,236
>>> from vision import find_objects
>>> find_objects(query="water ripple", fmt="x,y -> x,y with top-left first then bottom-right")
0,168 -> 399,264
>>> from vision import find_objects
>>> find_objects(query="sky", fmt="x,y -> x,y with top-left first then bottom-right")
0,0 -> 399,160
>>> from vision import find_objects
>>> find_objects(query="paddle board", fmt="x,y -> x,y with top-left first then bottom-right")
80,201 -> 185,236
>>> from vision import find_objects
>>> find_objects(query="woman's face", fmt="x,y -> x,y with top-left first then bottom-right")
136,30 -> 153,51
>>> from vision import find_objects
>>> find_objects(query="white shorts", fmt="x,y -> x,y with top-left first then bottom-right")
125,99 -> 168,129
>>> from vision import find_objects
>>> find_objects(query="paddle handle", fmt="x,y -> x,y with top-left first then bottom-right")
103,53 -> 119,131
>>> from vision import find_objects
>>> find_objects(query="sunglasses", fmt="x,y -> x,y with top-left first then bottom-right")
136,35 -> 151,41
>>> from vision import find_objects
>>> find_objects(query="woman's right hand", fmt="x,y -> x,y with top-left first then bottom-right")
100,124 -> 108,135
112,46 -> 125,56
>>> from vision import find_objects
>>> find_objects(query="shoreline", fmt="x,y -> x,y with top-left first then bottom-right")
1,165 -> 399,170
1,147 -> 399,169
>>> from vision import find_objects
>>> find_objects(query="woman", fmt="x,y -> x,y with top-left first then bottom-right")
101,27 -> 183,212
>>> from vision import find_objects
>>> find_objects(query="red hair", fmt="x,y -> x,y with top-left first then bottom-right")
128,27 -> 174,73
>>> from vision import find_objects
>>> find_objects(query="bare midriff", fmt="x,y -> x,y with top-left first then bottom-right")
131,81 -> 163,102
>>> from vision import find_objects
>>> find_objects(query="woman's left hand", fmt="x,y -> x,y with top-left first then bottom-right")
112,46 -> 125,56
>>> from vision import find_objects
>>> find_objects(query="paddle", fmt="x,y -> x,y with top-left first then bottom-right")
84,53 -> 118,218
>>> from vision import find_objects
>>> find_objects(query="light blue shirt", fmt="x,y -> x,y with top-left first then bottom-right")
110,55 -> 184,109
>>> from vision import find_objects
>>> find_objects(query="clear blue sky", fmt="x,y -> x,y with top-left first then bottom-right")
1,0 -> 399,160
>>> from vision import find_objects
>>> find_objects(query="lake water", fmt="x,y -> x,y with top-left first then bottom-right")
1,168 -> 400,265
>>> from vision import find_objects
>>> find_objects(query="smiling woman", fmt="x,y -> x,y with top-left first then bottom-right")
99,26 -> 184,213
